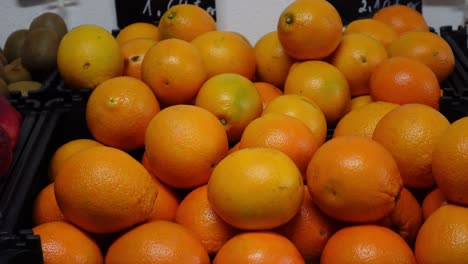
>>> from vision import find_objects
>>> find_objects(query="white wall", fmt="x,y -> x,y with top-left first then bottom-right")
0,0 -> 465,47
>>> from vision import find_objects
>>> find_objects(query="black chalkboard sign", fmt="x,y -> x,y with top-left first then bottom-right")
327,0 -> 423,25
114,0 -> 216,29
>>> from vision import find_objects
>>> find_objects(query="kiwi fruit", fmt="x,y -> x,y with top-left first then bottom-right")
21,28 -> 60,78
0,48 -> 7,65
3,58 -> 32,84
0,63 -> 4,80
30,12 -> 68,40
8,80 -> 42,96
3,29 -> 29,63
0,78 -> 8,97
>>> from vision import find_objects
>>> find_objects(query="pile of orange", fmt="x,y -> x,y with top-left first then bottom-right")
31,1 -> 468,263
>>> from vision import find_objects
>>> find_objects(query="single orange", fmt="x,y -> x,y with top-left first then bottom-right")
277,0 -> 343,60
86,76 -> 160,151
141,38 -> 207,106
194,73 -> 262,143
432,116 -> 468,206
48,138 -> 103,181
372,4 -> 429,35
116,22 -> 160,46
158,4 -> 216,42
321,225 -> 417,264
421,188 -> 447,221
120,38 -> 157,80
275,186 -> 340,262
253,81 -> 284,110
254,31 -> 295,88
349,95 -> 373,111
414,204 -> 468,263
284,60 -> 351,125
372,104 -> 451,189
175,185 -> 238,254
330,33 -> 388,97
388,31 -> 455,82
344,18 -> 398,48
262,94 -> 328,146
377,188 -> 423,246
32,183 -> 65,225
369,57 -> 441,110
239,113 -> 320,175
208,147 -> 304,230
105,220 -> 210,263
213,231 -> 305,264
147,177 -> 180,222
307,136 -> 403,223
191,30 -> 256,80
145,104 -> 229,189
57,24 -> 124,89
333,101 -> 399,139
33,221 -> 104,264
54,146 -> 158,234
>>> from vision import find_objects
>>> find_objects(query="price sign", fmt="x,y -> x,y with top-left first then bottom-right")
114,0 -> 216,29
326,0 -> 422,24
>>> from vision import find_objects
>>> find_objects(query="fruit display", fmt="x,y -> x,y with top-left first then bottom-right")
1,1 -> 468,263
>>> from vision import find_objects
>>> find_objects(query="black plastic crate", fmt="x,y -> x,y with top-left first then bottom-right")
0,98 -> 42,232
0,230 -> 43,264
440,26 -> 468,104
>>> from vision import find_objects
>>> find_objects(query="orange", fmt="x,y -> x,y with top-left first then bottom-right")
373,4 -> 429,35
32,183 -> 65,225
48,138 -> 103,181
54,146 -> 158,234
372,104 -> 450,189
344,18 -> 398,48
262,94 -> 328,146
158,4 -> 216,42
116,22 -> 160,46
86,76 -> 160,151
421,188 -> 447,221
145,104 -> 229,189
377,188 -> 423,246
175,185 -> 238,254
432,116 -> 468,206
388,31 -> 455,82
307,136 -> 403,223
254,31 -> 295,88
349,95 -> 373,111
120,38 -> 157,80
321,225 -> 417,264
369,57 -> 441,110
147,177 -> 180,222
277,0 -> 343,60
333,101 -> 399,139
191,30 -> 256,80
57,24 -> 124,89
414,204 -> 468,263
330,33 -> 388,97
284,60 -> 351,125
194,73 -> 262,143
213,231 -> 305,264
105,220 -> 210,264
33,221 -> 103,264
253,81 -> 284,110
141,38 -> 207,106
140,150 -> 153,175
208,147 -> 304,230
239,113 -> 320,175
275,186 -> 340,262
